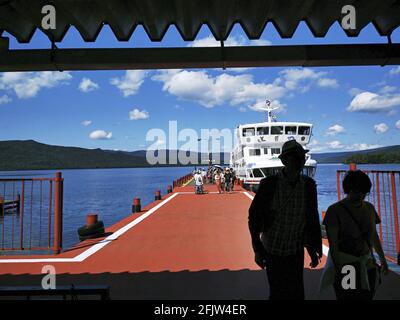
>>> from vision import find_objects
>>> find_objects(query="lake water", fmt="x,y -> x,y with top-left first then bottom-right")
0,163 -> 399,252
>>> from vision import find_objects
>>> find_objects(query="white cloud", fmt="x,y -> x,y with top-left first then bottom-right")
348,91 -> 400,113
129,108 -> 149,120
396,120 -> 400,130
0,71 -> 72,99
110,70 -> 147,97
89,130 -> 112,140
317,78 -> 338,88
346,143 -> 382,151
326,141 -> 344,150
307,139 -> 325,153
152,69 -> 286,108
326,124 -> 345,136
374,123 -> 389,134
79,78 -> 99,92
278,68 -> 338,92
239,106 -> 247,112
379,85 -> 397,94
81,120 -> 92,127
0,94 -> 11,105
389,66 -> 400,76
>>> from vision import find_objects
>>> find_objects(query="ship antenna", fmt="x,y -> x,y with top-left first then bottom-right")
265,100 -> 278,123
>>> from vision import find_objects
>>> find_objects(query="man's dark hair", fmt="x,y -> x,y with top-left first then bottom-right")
342,170 -> 372,194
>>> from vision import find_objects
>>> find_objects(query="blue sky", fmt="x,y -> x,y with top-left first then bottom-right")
0,21 -> 399,154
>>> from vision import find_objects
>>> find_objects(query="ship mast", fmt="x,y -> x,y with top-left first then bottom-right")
265,100 -> 279,123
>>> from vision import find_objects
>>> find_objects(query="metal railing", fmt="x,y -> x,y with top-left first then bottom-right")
0,172 -> 63,254
336,166 -> 400,264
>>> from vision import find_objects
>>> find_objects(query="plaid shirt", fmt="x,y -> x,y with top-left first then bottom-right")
261,171 -> 307,256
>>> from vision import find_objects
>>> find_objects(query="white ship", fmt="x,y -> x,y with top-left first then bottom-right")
230,100 -> 317,190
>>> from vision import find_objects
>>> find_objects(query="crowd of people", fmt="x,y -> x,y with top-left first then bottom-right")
192,166 -> 237,194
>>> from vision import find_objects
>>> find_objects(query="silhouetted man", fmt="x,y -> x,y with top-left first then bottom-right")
248,140 -> 322,300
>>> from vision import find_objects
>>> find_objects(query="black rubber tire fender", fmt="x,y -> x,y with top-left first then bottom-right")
77,220 -> 104,237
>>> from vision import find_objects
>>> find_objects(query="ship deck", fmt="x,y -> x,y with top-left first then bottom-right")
1,183 -> 400,300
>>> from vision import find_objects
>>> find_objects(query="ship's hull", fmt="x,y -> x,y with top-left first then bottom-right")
232,158 -> 317,192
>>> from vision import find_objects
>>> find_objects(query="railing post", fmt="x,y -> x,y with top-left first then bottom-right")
20,180 -> 25,250
390,172 -> 400,265
375,173 -> 383,242
53,172 -> 63,254
336,171 -> 341,201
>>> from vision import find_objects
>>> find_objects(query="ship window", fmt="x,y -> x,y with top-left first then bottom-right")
242,128 -> 255,136
285,126 -> 297,135
252,169 -> 264,178
249,149 -> 261,156
257,127 -> 269,135
271,126 -> 283,135
263,148 -> 269,155
298,126 -> 311,135
271,148 -> 280,155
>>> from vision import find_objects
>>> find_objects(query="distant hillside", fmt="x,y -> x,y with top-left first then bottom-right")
312,145 -> 400,164
0,140 -> 149,170
1,140 -> 398,171
0,140 -> 229,171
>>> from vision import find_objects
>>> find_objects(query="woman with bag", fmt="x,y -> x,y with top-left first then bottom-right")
320,170 -> 389,300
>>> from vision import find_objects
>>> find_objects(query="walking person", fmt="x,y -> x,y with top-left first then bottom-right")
225,168 -> 232,193
194,170 -> 203,194
231,168 -> 236,191
220,171 -> 226,193
215,170 -> 222,194
248,140 -> 322,300
320,170 -> 389,300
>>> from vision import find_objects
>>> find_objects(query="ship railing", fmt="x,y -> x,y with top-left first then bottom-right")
172,173 -> 194,188
0,172 -> 63,255
336,165 -> 400,265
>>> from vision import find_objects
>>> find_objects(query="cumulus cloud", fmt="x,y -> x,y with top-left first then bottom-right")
152,67 -> 338,110
0,71 -> 72,99
379,85 -> 397,94
326,124 -> 345,136
152,69 -> 286,108
317,78 -> 339,88
278,68 -> 338,92
79,78 -> 99,92
348,91 -> 400,113
374,123 -> 389,134
89,130 -> 112,140
81,120 -> 92,126
0,94 -> 11,105
307,139 -> 325,153
129,108 -> 149,120
396,120 -> 400,129
326,141 -> 344,150
389,66 -> 400,76
110,70 -> 147,97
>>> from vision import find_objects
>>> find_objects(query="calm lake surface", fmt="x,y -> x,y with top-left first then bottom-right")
0,163 -> 399,251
